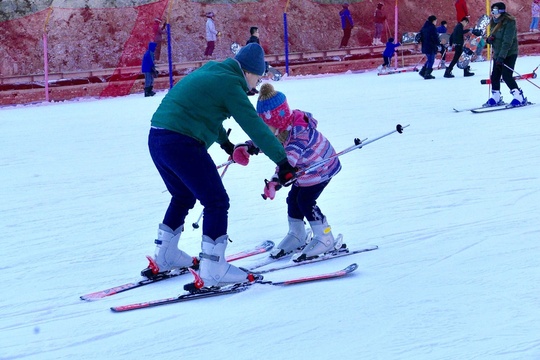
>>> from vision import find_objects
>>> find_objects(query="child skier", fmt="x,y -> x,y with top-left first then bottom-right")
256,83 -> 342,262
379,37 -> 401,73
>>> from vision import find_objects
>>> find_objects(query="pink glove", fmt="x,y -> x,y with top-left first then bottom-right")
263,180 -> 281,200
232,145 -> 250,166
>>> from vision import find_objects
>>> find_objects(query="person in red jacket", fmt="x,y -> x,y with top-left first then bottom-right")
455,0 -> 469,22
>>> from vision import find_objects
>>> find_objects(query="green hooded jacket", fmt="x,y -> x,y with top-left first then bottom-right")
488,15 -> 518,60
151,58 -> 287,165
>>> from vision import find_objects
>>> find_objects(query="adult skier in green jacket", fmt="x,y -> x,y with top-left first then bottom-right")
145,43 -> 296,288
484,2 -> 527,107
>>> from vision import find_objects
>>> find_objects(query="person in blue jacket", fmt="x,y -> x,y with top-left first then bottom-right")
379,38 -> 401,73
141,42 -> 158,97
339,3 -> 354,48
418,15 -> 440,80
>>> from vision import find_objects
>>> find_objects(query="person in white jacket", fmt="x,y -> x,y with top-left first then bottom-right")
204,12 -> 220,58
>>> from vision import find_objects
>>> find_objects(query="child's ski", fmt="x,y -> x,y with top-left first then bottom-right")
250,245 -> 378,274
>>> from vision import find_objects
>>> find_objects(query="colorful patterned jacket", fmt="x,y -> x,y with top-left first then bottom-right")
277,110 -> 341,187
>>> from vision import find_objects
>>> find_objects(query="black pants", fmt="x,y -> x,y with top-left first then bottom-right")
340,28 -> 352,47
447,44 -> 463,71
286,181 -> 330,222
490,54 -> 518,91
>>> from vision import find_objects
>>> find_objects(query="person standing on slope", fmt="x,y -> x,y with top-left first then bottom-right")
339,3 -> 354,48
483,2 -> 528,107
418,15 -> 440,80
257,83 -> 342,262
444,17 -> 475,78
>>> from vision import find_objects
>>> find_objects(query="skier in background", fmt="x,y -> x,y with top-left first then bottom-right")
339,3 -> 354,48
141,42 -> 158,97
245,26 -> 263,95
257,83 -> 342,262
484,2 -> 528,107
378,38 -> 401,73
444,17 -> 475,78
204,12 -> 220,59
418,15 -> 440,80
246,26 -> 260,44
436,20 -> 448,68
373,2 -> 386,46
530,0 -> 540,32
152,18 -> 166,61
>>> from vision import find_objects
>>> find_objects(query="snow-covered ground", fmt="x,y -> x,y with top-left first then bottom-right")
2,56 -> 540,360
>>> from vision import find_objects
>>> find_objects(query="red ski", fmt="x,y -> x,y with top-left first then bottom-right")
80,240 -> 274,301
110,263 -> 358,312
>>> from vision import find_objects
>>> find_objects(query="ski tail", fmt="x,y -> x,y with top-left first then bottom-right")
80,240 -> 274,301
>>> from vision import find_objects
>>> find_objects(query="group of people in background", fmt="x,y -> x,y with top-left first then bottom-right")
415,2 -> 527,108
143,1 -> 529,108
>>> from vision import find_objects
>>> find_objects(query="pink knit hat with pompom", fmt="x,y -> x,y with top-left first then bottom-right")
256,83 -> 292,131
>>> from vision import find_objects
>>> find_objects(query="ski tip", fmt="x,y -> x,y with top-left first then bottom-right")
345,263 -> 359,273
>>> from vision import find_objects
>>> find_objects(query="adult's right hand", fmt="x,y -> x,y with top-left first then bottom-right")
277,159 -> 296,186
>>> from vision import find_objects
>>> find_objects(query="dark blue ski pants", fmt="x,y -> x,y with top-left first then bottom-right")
148,128 -> 229,240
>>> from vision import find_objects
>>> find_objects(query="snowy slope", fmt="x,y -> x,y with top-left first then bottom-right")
1,56 -> 540,360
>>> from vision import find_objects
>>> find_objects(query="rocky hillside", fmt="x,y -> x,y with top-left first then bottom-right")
0,0 -> 534,76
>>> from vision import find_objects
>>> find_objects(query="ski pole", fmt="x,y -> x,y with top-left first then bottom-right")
192,161 -> 231,229
261,137 -> 365,200
413,55 -> 425,71
287,123 -> 409,186
504,63 -> 540,90
261,124 -> 409,199
216,159 -> 234,169
438,46 -> 448,69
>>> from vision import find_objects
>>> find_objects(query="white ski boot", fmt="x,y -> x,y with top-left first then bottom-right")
270,217 -> 310,259
509,88 -> 527,107
199,235 -> 250,287
141,224 -> 195,278
294,218 -> 342,261
483,90 -> 504,107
